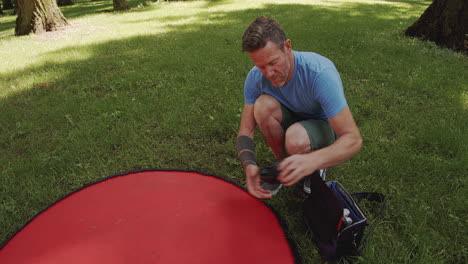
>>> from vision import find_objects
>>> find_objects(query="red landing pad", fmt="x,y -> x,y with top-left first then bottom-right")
0,170 -> 298,264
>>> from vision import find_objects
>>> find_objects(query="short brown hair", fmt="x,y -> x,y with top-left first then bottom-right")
242,16 -> 287,52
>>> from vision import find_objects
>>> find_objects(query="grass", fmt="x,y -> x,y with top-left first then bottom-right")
0,0 -> 467,263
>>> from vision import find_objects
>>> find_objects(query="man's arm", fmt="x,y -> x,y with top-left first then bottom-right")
237,104 -> 272,199
278,106 -> 362,186
315,106 -> 363,167
237,104 -> 256,138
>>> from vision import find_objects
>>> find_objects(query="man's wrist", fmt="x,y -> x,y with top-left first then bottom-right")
243,160 -> 257,168
244,163 -> 259,177
236,136 -> 257,169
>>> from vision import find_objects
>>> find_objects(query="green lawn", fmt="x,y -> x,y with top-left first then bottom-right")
0,0 -> 466,263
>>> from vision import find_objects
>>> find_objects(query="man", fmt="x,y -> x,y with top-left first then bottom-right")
236,16 -> 362,199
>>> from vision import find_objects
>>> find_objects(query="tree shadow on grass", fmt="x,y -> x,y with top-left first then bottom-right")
0,2 -> 466,263
203,0 -> 228,8
0,12 -> 15,36
0,1 -> 112,37
382,0 -> 431,8
60,0 -> 114,18
0,0 -> 162,36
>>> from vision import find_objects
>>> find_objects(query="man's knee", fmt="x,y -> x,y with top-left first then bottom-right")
285,123 -> 312,154
253,95 -> 281,123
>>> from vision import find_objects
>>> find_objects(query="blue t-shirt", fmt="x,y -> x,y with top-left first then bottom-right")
244,51 -> 347,119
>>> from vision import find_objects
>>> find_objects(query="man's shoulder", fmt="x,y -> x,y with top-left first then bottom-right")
294,51 -> 336,73
246,66 -> 264,84
247,65 -> 261,76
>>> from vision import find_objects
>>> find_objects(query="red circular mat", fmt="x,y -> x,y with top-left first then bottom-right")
0,170 -> 298,264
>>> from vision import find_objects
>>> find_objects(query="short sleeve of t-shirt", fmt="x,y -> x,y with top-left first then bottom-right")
243,69 -> 262,105
312,68 -> 347,118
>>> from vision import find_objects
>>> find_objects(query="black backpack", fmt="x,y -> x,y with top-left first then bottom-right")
303,172 -> 385,262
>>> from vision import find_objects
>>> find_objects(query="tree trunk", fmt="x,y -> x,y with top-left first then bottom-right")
57,0 -> 74,6
405,0 -> 468,53
15,0 -> 69,36
0,5 -> 3,15
113,0 -> 129,11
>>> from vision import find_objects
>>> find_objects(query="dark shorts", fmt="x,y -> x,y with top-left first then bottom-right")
280,105 -> 336,150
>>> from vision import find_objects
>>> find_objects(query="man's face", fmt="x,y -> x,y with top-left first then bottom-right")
248,40 -> 294,87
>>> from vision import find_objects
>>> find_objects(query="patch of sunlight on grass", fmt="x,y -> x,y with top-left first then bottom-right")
206,0 -> 414,9
335,2 -> 418,20
0,35 -> 94,73
462,90 -> 468,111
0,69 -> 68,98
323,0 -> 410,5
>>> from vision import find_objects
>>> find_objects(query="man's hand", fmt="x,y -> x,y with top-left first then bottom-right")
245,165 -> 272,199
277,154 -> 317,186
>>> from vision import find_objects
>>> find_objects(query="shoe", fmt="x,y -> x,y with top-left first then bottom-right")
319,168 -> 327,180
303,169 -> 327,194
261,182 -> 283,196
260,160 -> 282,196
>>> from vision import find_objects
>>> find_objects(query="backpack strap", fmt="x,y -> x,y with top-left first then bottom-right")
352,192 -> 385,205
350,192 -> 386,252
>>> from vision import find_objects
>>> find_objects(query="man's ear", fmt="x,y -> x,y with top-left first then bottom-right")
284,39 -> 292,52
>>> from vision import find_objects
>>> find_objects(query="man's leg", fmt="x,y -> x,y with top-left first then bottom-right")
285,120 -> 335,192
284,123 -> 312,155
253,95 -> 289,195
284,119 -> 336,155
253,94 -> 287,160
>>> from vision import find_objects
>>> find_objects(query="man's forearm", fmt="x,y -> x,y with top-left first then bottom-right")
236,135 -> 257,169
